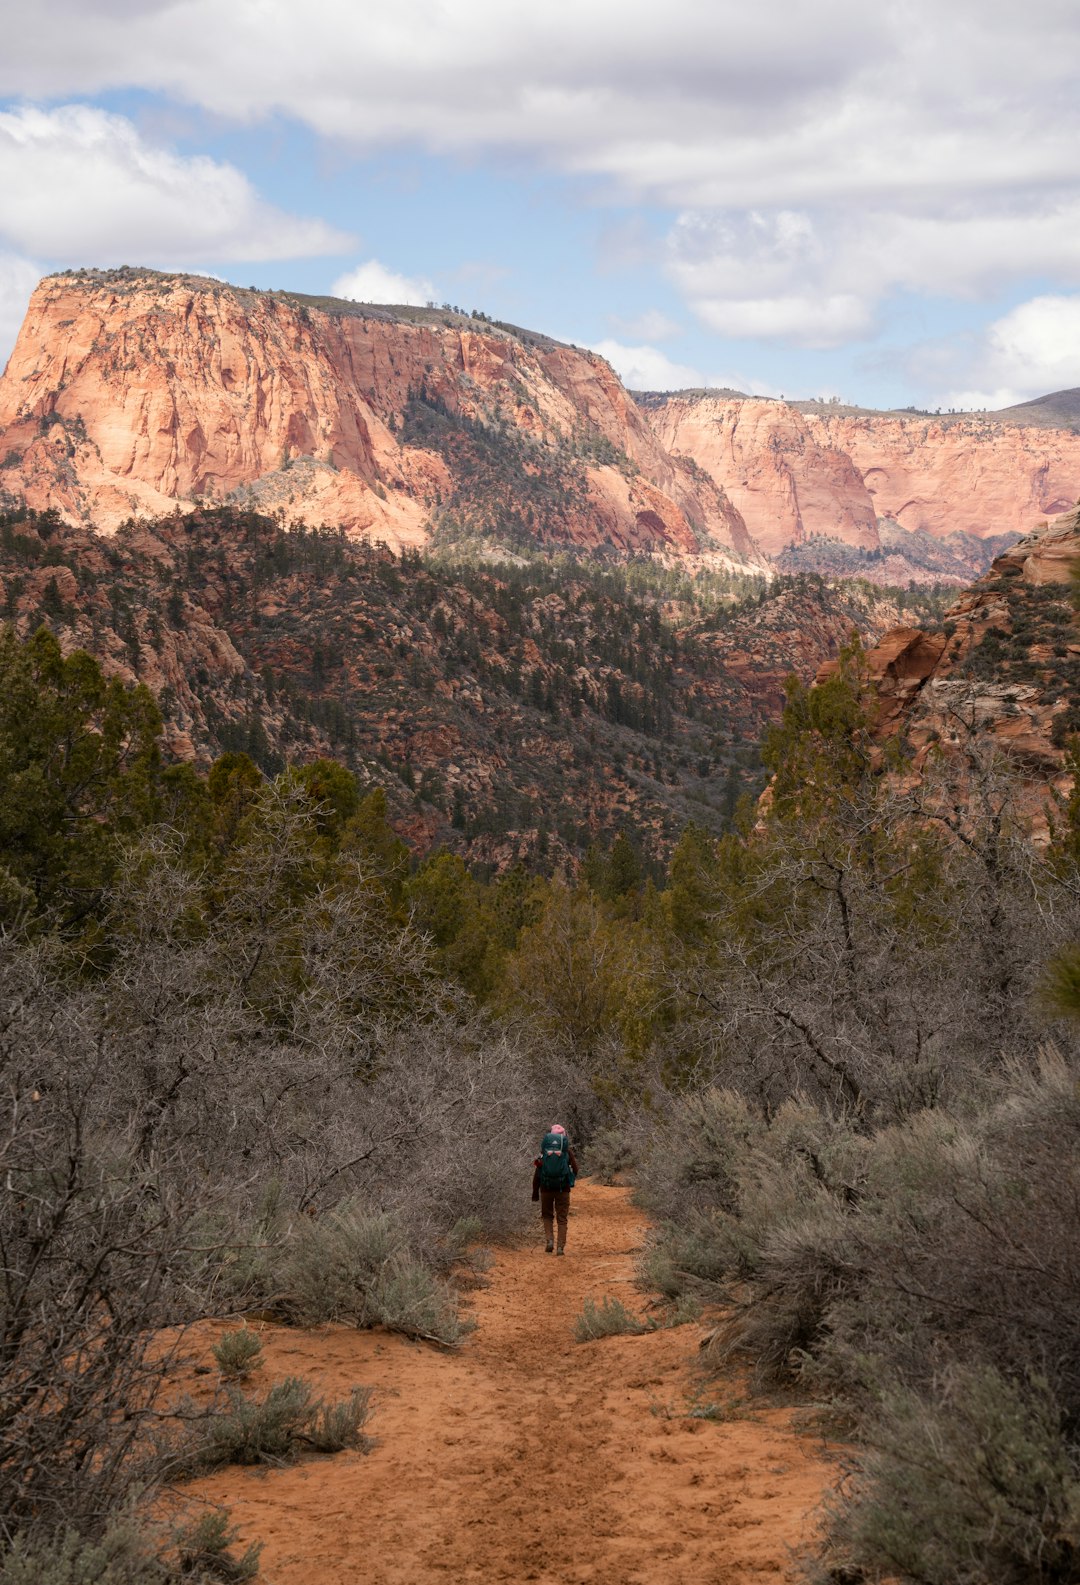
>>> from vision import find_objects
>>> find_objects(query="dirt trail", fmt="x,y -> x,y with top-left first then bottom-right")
190,1186 -> 835,1583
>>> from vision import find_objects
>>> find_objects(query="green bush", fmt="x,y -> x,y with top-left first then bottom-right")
0,1524 -> 161,1585
275,1207 -> 406,1326
194,1377 -> 315,1469
574,1296 -> 645,1342
369,1254 -> 473,1347
275,1207 -> 469,1346
0,1513 -> 260,1585
211,1330 -> 263,1383
305,1387 -> 373,1455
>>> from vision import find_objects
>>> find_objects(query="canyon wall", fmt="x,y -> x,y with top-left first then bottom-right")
806,410 -> 1080,542
4,270 -> 1080,587
649,393 -> 1080,581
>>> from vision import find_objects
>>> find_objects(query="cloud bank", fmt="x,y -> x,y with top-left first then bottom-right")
0,105 -> 349,263
4,0 -> 1080,354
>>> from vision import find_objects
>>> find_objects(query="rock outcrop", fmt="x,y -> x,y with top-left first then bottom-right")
805,411 -> 1080,543
828,507 -> 1080,838
0,270 -> 755,562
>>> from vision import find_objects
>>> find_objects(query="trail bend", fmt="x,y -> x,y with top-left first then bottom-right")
190,1185 -> 833,1583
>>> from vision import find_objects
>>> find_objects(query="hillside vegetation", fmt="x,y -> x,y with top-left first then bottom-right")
4,605 -> 1080,1579
0,503 -> 945,870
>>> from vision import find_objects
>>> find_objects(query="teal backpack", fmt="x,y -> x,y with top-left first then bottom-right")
538,1131 -> 574,1191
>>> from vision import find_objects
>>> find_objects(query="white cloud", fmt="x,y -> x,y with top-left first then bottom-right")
607,309 -> 681,342
331,260 -> 436,307
0,253 -> 41,372
934,296 -> 1080,410
0,105 -> 350,262
589,339 -> 704,391
662,197 -> 1080,346
694,292 -> 874,348
3,4 -> 1080,350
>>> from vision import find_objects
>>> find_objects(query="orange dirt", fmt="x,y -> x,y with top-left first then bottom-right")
187,1185 -> 836,1583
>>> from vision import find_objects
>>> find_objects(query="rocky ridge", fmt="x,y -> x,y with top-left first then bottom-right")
4,271 -> 1080,592
0,502 -> 927,867
828,506 -> 1080,838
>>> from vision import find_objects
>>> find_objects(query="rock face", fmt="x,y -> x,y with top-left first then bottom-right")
805,411 -> 1080,542
0,270 -> 754,562
833,507 -> 1080,839
647,393 -> 1080,582
648,396 -> 879,557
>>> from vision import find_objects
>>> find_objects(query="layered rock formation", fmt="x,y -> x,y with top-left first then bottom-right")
0,270 -> 754,563
647,396 -> 879,558
647,393 -> 1080,583
828,507 -> 1080,838
806,410 -> 1080,542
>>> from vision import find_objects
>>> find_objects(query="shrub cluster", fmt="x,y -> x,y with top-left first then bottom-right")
638,1058 -> 1080,1582
189,1377 -> 372,1470
0,768 -> 544,1568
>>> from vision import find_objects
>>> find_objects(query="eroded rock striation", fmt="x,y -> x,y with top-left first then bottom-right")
0,269 -> 754,562
647,392 -> 1080,584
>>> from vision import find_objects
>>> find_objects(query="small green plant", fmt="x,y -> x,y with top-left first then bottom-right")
574,1295 -> 645,1342
175,1509 -> 261,1582
211,1329 -> 263,1382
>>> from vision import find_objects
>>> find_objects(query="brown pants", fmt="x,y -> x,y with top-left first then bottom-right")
540,1188 -> 571,1251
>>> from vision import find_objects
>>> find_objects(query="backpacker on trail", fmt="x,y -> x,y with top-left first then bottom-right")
532,1123 -> 579,1255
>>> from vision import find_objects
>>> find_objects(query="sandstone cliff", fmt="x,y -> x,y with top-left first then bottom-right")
647,393 -> 1080,583
827,507 -> 1080,839
0,270 -> 754,563
647,396 -> 880,558
805,410 -> 1080,543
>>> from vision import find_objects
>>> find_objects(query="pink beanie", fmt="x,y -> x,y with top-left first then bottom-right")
551,1124 -> 567,1135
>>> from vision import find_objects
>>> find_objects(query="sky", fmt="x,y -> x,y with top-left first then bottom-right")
1,0 -> 1079,411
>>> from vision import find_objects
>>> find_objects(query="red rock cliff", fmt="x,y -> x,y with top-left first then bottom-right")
648,396 -> 880,557
0,270 -> 755,561
647,393 -> 1080,573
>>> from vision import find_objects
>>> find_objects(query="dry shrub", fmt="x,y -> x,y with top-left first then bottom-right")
819,1367 -> 1080,1585
271,1205 -> 470,1346
574,1296 -> 645,1342
190,1376 -> 372,1470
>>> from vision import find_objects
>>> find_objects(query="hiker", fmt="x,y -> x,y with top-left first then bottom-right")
532,1123 -> 579,1255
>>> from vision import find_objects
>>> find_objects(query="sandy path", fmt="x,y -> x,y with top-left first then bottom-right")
189,1185 -> 834,1583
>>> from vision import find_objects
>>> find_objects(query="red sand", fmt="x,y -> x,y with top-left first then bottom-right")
187,1185 -> 836,1583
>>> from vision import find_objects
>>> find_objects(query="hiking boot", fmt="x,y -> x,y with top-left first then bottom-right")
545,1241 -> 554,1253
555,1248 -> 565,1256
